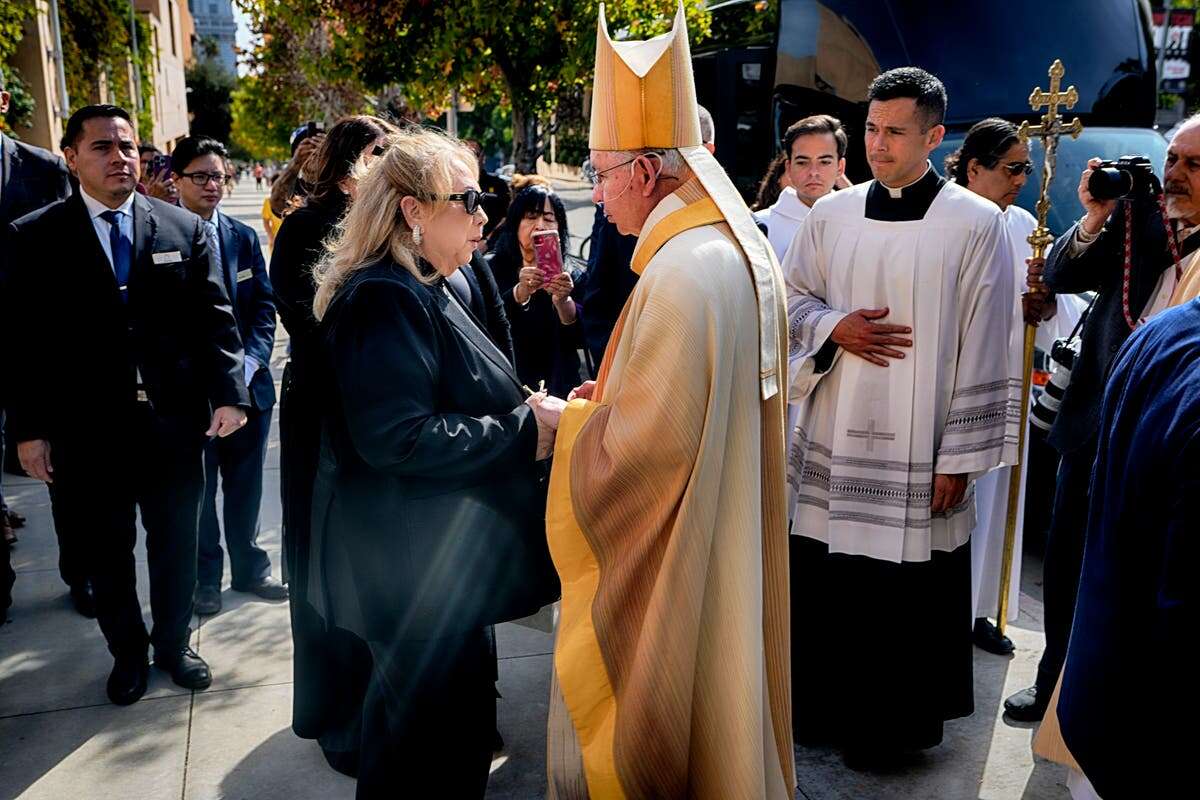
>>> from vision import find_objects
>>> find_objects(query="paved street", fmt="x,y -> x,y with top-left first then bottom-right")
1,183 -> 1071,799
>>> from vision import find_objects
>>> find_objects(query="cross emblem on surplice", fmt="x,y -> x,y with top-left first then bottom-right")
847,419 -> 896,453
1018,59 -> 1084,260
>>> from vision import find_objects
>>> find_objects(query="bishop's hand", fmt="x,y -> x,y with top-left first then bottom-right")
568,381 -> 596,402
830,307 -> 912,367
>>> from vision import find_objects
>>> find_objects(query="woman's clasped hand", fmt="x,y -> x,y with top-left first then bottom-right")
525,391 -> 566,460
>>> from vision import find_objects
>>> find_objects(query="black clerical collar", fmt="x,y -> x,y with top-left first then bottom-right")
865,162 -> 947,222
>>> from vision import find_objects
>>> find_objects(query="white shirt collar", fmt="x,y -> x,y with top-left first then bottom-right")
80,187 -> 136,221
770,186 -> 812,222
880,161 -> 934,199
630,190 -> 687,268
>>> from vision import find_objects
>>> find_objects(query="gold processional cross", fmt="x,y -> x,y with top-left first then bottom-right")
997,60 -> 1084,634
1018,59 -> 1084,260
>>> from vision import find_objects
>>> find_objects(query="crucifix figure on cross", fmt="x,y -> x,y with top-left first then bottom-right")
1018,59 -> 1084,261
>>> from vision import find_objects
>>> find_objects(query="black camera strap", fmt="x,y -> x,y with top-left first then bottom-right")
1065,292 -> 1097,346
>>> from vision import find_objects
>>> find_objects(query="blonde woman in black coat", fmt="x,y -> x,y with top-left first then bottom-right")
311,128 -> 560,798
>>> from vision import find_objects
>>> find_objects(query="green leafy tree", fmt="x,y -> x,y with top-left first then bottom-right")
230,74 -> 294,161
331,0 -> 709,171
187,58 -> 236,143
0,0 -> 29,63
59,0 -> 154,140
240,0 -> 709,172
0,0 -> 33,134
233,0 -> 370,159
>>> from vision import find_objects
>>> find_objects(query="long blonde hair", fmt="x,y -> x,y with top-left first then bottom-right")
312,127 -> 477,320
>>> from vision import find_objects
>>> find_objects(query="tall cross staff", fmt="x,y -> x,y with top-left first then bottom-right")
996,60 -> 1083,636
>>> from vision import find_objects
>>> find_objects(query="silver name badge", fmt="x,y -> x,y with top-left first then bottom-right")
237,268 -> 253,282
152,251 -> 183,265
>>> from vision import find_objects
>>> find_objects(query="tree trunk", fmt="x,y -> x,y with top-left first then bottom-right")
510,102 -> 541,174
491,39 -> 542,173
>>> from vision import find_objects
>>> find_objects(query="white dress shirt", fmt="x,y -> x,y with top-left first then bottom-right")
79,187 -> 137,275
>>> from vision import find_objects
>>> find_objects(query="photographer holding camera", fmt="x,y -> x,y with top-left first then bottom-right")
1005,120 -> 1200,722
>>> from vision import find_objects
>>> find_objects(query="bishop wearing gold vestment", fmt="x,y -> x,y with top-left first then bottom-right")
542,4 -> 795,798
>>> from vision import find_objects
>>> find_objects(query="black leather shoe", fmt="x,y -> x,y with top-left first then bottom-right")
973,617 -> 1015,655
1004,685 -> 1049,722
194,585 -> 222,616
154,646 -> 212,690
70,582 -> 97,619
234,576 -> 288,601
107,657 -> 150,705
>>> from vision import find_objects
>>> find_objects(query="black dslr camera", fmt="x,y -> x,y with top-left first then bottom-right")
1087,155 -> 1160,201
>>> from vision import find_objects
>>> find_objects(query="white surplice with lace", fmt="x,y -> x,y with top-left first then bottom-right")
784,180 -> 1019,563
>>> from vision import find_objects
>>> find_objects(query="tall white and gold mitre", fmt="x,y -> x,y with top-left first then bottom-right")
589,2 -> 784,400
589,1 -> 701,151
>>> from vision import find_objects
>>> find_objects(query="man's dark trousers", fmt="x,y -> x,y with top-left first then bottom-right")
49,403 -> 206,659
198,406 -> 272,589
1034,435 -> 1097,697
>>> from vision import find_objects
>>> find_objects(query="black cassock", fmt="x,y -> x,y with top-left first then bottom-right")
791,166 -> 975,753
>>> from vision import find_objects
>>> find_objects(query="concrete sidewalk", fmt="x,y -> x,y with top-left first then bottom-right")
0,185 -> 1070,800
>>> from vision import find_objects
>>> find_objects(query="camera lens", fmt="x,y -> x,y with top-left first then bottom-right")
1088,167 -> 1134,202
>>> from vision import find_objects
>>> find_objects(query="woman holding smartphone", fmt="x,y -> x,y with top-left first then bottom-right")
486,184 -> 585,398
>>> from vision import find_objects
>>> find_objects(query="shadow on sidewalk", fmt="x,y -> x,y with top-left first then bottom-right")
217,727 -> 351,800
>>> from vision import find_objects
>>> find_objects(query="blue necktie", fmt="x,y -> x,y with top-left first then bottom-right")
100,209 -> 132,303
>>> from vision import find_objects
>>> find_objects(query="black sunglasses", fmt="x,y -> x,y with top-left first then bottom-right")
443,189 -> 496,215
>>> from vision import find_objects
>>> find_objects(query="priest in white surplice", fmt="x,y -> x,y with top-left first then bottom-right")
944,118 -> 1088,657
784,68 -> 1018,756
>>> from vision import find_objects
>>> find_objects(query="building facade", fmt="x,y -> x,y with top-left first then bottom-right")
187,0 -> 237,75
137,0 -> 191,150
8,0 -> 193,153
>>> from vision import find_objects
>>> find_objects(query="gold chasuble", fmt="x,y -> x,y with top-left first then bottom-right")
545,5 -> 794,798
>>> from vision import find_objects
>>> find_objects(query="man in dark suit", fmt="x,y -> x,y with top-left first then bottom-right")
1005,148 -> 1200,721
171,136 -> 286,615
0,70 -> 74,615
6,105 -> 249,705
